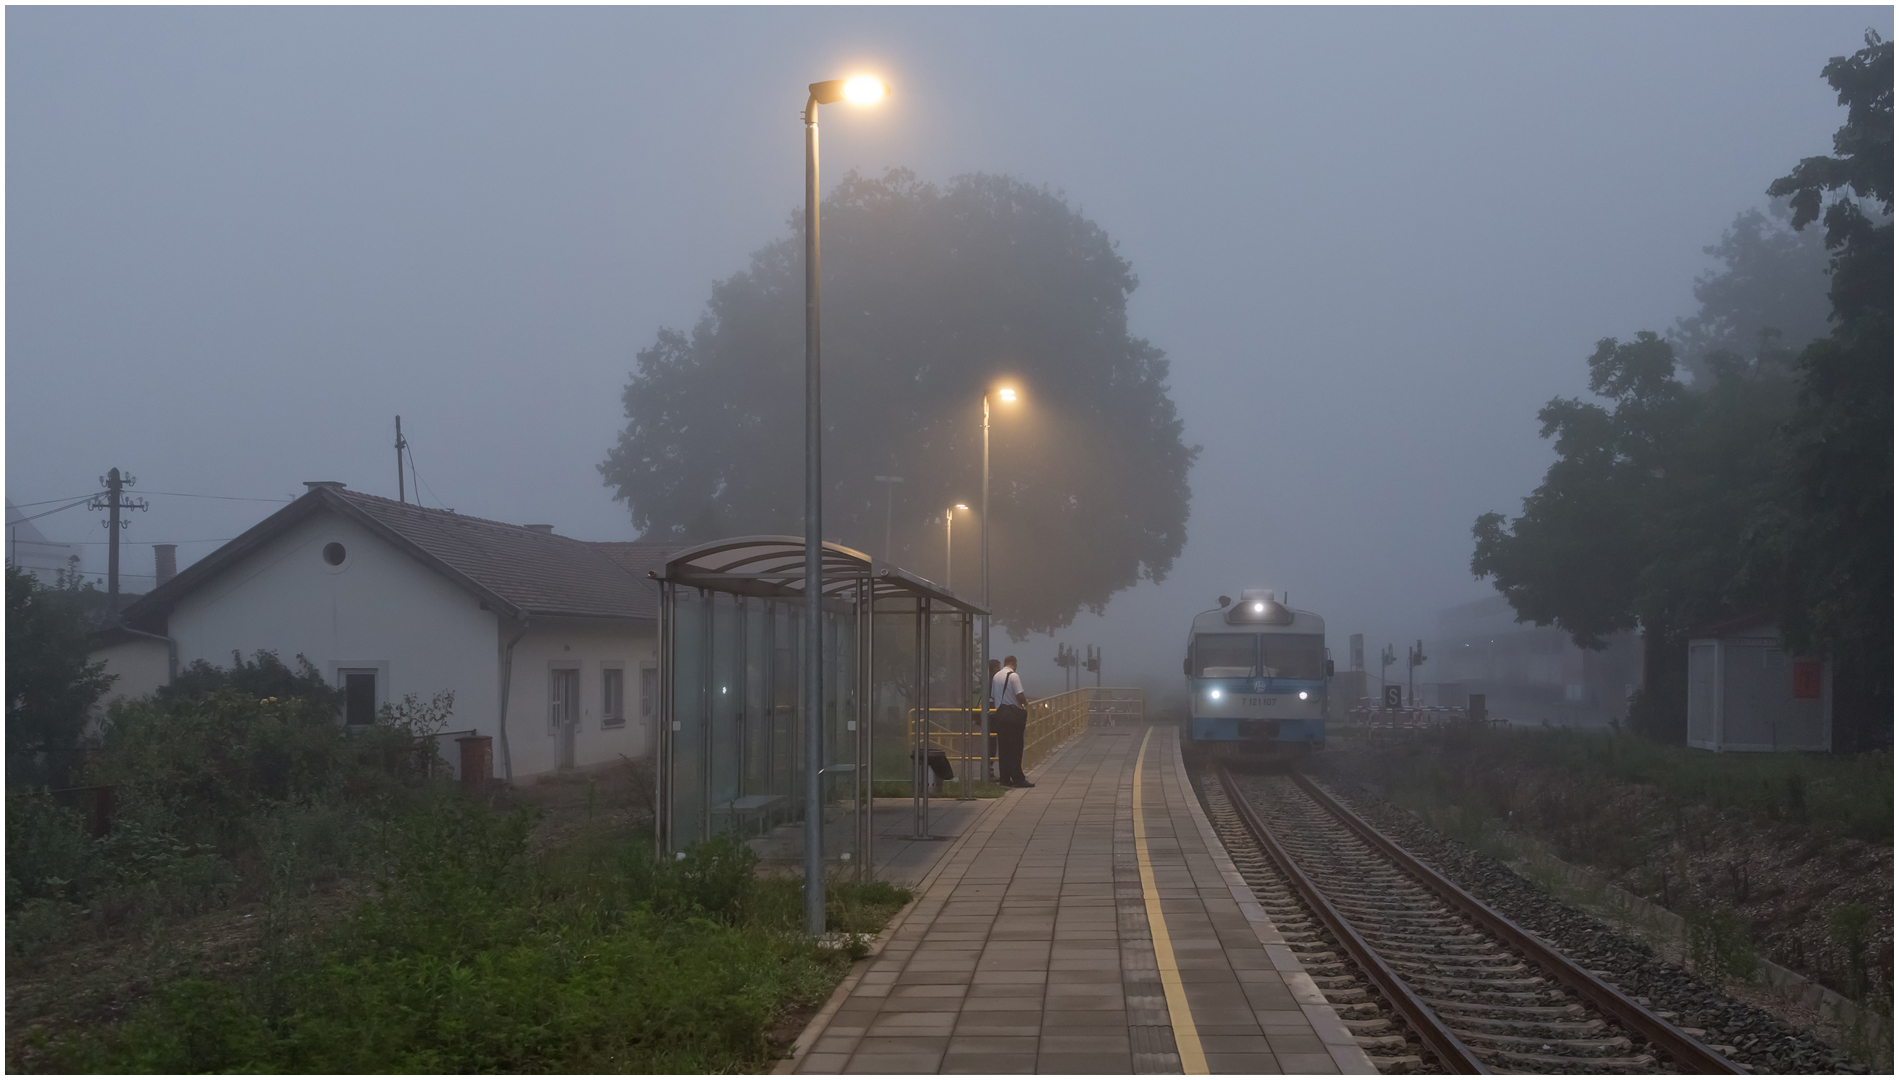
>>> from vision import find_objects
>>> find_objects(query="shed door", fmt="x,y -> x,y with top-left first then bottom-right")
1686,642 -> 1718,749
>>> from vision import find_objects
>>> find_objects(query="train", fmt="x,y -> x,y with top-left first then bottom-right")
1183,589 -> 1332,759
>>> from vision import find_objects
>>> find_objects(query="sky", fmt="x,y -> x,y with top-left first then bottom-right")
7,6 -> 1889,698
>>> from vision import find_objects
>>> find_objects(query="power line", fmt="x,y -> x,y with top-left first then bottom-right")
406,442 -> 446,510
139,491 -> 293,503
5,495 -> 103,526
62,537 -> 234,546
11,563 -> 159,580
7,492 -> 105,509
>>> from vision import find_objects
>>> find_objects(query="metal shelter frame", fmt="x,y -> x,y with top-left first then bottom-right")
653,536 -> 987,879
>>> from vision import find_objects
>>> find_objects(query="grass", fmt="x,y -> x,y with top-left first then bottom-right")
1359,726 -> 1890,869
21,807 -> 910,1073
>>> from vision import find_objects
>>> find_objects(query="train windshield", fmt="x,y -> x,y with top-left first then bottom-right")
1262,634 -> 1327,679
1193,634 -> 1256,677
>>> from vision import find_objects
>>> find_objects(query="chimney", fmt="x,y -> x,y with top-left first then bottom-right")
523,524 -> 554,534
154,544 -> 178,587
303,481 -> 347,493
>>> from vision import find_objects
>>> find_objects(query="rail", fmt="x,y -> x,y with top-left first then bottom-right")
1214,763 -> 1487,1073
1287,771 -> 1744,1074
907,686 -> 1145,781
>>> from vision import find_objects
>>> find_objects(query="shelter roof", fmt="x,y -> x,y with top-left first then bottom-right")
658,535 -> 987,615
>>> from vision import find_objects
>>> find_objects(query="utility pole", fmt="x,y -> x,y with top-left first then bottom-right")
395,416 -> 409,503
873,475 -> 903,562
1408,639 -> 1428,708
1084,645 -> 1101,687
90,468 -> 148,615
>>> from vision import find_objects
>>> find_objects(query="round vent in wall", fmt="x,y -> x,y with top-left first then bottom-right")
323,542 -> 347,566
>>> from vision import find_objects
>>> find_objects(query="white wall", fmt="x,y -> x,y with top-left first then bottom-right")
92,637 -> 170,717
503,619 -> 659,779
167,510 -> 501,742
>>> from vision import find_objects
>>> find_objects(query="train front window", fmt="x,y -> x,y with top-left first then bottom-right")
1261,634 -> 1327,679
1194,634 -> 1255,677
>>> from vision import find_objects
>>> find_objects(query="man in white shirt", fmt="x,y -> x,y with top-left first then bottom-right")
989,655 -> 1033,788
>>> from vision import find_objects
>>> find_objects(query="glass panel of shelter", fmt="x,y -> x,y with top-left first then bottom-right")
658,544 -> 984,882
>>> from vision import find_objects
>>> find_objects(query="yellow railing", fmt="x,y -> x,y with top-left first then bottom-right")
907,686 -> 1146,780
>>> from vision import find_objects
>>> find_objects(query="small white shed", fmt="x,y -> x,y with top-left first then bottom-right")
1686,615 -> 1829,752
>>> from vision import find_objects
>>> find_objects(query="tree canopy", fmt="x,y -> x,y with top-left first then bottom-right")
1471,332 -> 1797,650
602,169 -> 1198,635
1667,203 -> 1831,387
1755,30 -> 1893,672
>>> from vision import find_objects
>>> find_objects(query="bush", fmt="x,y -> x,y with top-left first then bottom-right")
157,650 -> 339,710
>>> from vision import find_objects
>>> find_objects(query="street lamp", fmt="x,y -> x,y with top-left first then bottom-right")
873,475 -> 904,562
945,504 -> 968,589
978,385 -> 1019,786
802,72 -> 888,938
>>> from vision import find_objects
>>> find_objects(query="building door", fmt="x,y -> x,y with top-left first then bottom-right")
552,668 -> 581,770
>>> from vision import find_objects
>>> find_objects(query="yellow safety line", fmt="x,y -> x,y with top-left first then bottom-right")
1132,726 -> 1209,1074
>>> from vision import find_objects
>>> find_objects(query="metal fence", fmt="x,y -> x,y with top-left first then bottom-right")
907,686 -> 1146,785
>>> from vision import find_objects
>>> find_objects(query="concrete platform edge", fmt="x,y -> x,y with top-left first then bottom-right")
1165,730 -> 1380,1075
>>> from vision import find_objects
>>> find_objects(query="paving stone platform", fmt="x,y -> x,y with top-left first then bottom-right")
788,724 -> 1375,1074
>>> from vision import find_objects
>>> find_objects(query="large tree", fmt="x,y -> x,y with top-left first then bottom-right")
1472,32 -> 1892,745
602,170 -> 1198,635
7,562 -> 115,786
1470,332 -> 1799,736
1752,30 -> 1893,681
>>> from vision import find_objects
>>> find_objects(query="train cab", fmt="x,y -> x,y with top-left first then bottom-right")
1184,589 -> 1331,756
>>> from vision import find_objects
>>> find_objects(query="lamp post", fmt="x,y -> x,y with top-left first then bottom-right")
802,73 -> 888,938
978,386 -> 1017,785
945,503 -> 967,589
874,475 -> 903,562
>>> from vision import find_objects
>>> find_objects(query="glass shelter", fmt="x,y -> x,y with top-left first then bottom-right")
654,536 -> 987,877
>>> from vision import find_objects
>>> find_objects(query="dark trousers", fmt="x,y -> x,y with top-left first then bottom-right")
994,705 -> 1028,784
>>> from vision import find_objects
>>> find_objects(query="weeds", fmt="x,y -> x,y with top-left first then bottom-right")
1829,901 -> 1873,1003
10,659 -> 913,1073
1687,904 -> 1760,981
36,803 -> 909,1074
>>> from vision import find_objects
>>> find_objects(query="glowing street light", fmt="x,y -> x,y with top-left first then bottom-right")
801,72 -> 889,938
945,504 -> 969,590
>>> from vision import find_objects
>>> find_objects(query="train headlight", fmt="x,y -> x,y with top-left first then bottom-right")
1253,602 -> 1265,613
1298,691 -> 1309,700
1209,689 -> 1222,700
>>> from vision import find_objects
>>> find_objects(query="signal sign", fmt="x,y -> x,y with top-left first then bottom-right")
1383,685 -> 1403,709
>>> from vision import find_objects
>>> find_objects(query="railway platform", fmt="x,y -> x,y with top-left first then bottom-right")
784,724 -> 1376,1074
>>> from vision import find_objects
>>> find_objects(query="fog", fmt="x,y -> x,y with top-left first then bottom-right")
8,7 -> 1888,699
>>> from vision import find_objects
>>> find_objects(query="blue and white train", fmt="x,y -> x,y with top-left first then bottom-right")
1183,589 -> 1332,758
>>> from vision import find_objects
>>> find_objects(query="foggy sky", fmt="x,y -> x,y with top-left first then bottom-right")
8,6 -> 1889,698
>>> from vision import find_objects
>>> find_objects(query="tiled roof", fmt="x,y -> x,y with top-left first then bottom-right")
594,542 -> 681,584
123,483 -> 682,629
338,491 -> 667,621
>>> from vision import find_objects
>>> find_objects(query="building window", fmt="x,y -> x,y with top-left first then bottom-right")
640,663 -> 658,723
341,670 -> 377,726
602,667 -> 625,727
323,542 -> 347,566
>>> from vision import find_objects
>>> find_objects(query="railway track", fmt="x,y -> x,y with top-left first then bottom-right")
1206,765 -> 1747,1074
